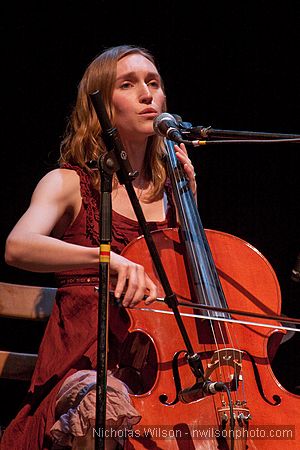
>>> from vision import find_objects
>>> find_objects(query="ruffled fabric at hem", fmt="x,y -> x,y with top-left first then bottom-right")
50,370 -> 141,448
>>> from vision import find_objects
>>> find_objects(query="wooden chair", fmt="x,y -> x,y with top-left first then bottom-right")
0,281 -> 56,381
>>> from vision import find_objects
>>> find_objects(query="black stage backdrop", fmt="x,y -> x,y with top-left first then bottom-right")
0,1 -> 299,428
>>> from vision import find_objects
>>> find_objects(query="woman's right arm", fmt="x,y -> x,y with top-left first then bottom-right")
5,168 -> 157,305
5,168 -> 100,272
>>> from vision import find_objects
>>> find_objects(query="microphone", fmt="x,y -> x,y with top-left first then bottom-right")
153,113 -> 184,143
178,380 -> 226,404
203,380 -> 227,394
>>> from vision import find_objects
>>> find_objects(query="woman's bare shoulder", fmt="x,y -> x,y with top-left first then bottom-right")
41,167 -> 80,181
31,168 -> 81,204
37,167 -> 80,189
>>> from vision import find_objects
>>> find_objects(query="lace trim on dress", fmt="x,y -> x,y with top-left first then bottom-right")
61,164 -> 100,245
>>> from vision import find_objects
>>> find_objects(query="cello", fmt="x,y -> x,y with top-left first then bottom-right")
112,137 -> 299,449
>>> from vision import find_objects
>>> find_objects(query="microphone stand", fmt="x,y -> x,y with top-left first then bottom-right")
89,91 -> 206,449
89,91 -> 135,450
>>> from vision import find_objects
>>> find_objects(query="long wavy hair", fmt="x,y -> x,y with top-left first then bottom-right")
59,45 -> 167,200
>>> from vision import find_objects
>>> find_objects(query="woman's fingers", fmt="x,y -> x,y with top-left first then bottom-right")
110,252 -> 157,307
175,143 -> 197,196
122,263 -> 146,307
144,273 -> 158,305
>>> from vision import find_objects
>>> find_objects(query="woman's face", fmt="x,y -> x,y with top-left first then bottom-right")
112,53 -> 165,143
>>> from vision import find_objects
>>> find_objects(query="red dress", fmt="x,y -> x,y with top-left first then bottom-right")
0,165 -> 176,450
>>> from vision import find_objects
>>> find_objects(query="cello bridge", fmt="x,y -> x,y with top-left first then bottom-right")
204,348 -> 244,391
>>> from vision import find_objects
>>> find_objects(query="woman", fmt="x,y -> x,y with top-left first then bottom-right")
1,45 -> 197,449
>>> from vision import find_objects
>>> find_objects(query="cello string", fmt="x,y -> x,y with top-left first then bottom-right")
167,141 -> 229,391
179,186 -> 239,400
177,190 -> 240,401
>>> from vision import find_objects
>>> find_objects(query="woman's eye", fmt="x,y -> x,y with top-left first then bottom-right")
120,82 -> 132,89
148,80 -> 160,88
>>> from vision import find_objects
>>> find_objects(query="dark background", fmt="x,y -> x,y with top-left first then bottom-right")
0,0 -> 299,428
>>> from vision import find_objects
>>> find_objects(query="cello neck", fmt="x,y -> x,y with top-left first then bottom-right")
164,138 -> 229,317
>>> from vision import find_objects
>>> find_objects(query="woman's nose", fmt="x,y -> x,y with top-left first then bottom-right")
139,84 -> 153,103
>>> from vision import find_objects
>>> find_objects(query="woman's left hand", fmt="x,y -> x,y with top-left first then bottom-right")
174,143 -> 197,199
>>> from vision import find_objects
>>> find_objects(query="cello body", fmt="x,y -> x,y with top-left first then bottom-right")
115,228 -> 299,449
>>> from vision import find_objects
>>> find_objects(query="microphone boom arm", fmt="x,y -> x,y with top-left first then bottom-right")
184,126 -> 300,140
153,112 -> 300,146
181,125 -> 300,145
